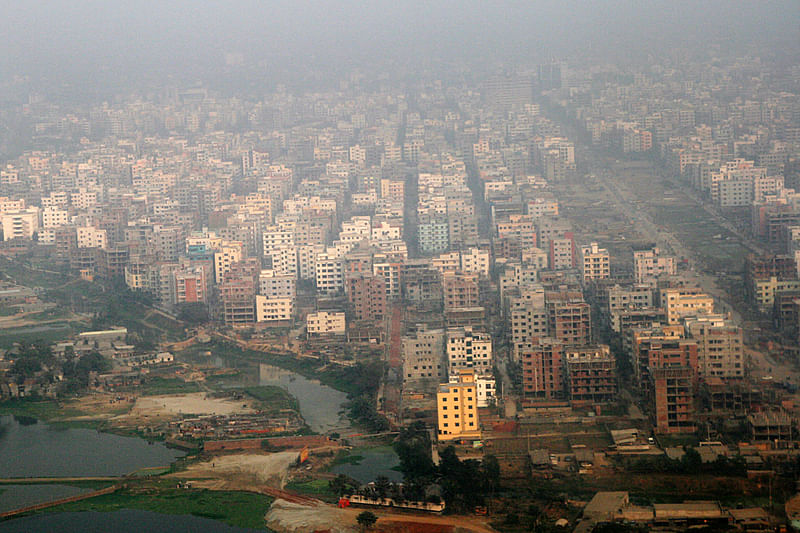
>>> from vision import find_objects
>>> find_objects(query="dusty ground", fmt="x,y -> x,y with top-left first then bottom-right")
265,499 -> 498,533
169,451 -> 298,491
126,393 -> 255,420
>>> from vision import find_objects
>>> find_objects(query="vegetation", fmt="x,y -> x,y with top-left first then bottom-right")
44,487 -> 273,530
136,377 -> 201,396
356,510 -> 378,531
242,385 -> 299,412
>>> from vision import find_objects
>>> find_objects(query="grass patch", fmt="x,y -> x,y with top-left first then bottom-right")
242,386 -> 299,412
284,479 -> 336,501
43,488 -> 273,530
0,399 -> 86,421
137,378 -> 202,396
0,323 -> 75,349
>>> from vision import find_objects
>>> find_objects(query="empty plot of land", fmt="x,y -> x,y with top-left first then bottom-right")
176,452 -> 298,490
129,393 -> 255,418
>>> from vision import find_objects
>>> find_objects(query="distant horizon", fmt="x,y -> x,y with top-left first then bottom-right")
0,1 -> 797,96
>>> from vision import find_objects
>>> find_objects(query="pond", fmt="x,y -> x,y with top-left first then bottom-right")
330,446 -> 402,483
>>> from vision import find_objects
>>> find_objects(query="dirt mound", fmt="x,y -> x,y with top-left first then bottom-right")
265,500 -> 357,533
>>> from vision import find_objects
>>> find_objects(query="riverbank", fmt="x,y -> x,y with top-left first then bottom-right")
38,485 -> 273,530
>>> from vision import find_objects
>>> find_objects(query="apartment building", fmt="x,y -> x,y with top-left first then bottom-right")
684,316 -> 744,379
255,295 -> 294,323
442,271 -> 480,310
521,337 -> 564,400
659,287 -> 714,325
306,310 -> 346,335
579,242 -> 610,281
436,370 -> 481,442
650,367 -> 696,434
565,345 -> 617,405
345,273 -> 386,322
632,245 -> 676,283
402,325 -> 446,390
446,327 -> 493,376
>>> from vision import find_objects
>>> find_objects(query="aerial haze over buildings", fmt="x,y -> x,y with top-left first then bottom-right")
0,1 -> 799,531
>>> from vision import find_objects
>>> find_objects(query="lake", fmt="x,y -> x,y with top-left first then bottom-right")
0,415 -> 184,478
0,510 -> 263,532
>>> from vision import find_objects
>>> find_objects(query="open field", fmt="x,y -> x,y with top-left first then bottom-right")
42,486 -> 273,530
128,393 -> 256,420
169,451 -> 299,491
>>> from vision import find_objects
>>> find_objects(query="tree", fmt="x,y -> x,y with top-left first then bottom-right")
329,474 -> 350,497
481,454 -> 501,492
177,302 -> 209,325
394,421 -> 436,480
356,511 -> 378,531
374,475 -> 391,499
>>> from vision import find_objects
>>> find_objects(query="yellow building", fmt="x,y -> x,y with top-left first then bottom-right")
436,370 -> 481,441
659,287 -> 714,325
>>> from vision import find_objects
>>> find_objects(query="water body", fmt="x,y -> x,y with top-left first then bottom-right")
258,363 -> 351,434
0,415 -> 184,477
330,446 -> 402,484
0,484 -> 93,513
0,510 -> 262,532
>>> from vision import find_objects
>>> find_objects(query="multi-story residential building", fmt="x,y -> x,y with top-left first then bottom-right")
460,247 -> 491,277
659,287 -> 715,324
606,285 -> 655,314
174,266 -> 207,305
0,207 -> 40,241
442,271 -> 480,310
579,242 -> 610,281
213,241 -> 244,284
315,252 -> 345,295
684,316 -> 744,379
255,295 -> 294,323
297,243 -> 325,280
76,226 -> 108,249
545,291 -> 591,346
41,207 -> 70,228
549,233 -> 576,270
436,370 -> 481,442
306,310 -> 346,335
630,325 -> 698,389
565,345 -> 617,405
446,327 -> 492,376
418,214 -> 449,254
632,245 -> 677,283
402,325 -> 446,390
373,259 -> 403,300
650,367 -> 696,434
521,337 -> 564,400
448,373 -> 496,408
345,273 -> 386,322
258,269 -> 296,300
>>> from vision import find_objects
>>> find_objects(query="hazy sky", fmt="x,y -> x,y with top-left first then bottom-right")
1,1 -> 798,86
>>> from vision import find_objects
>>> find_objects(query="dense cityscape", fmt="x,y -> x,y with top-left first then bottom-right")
0,3 -> 799,532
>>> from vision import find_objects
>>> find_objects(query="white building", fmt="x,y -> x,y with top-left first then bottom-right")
307,310 -> 346,335
256,295 -> 294,323
76,226 -> 108,249
259,269 -> 296,299
580,242 -> 610,281
0,207 -> 39,241
446,327 -> 493,376
448,373 -> 496,407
